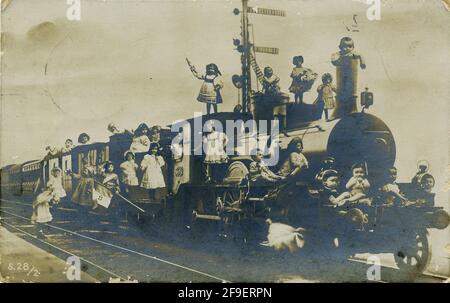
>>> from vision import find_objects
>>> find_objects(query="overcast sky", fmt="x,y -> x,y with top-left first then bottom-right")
1,0 -> 449,188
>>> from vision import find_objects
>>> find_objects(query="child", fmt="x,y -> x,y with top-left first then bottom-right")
149,125 -> 162,144
140,143 -> 166,200
411,160 -> 429,189
70,157 -> 97,209
263,66 -> 288,134
129,123 -> 151,153
202,122 -> 229,182
331,37 -> 366,109
320,169 -> 350,206
315,156 -> 336,184
316,73 -> 336,121
420,173 -> 435,194
380,167 -> 407,206
45,146 -> 59,157
78,133 -> 90,145
407,173 -> 436,207
120,151 -> 139,187
249,149 -> 284,185
262,66 -> 281,96
339,163 -> 371,205
277,137 -> 309,179
190,62 -> 224,115
288,56 -> 317,104
61,139 -> 74,153
49,167 -> 66,202
108,123 -> 133,135
31,168 -> 64,237
94,162 -> 120,208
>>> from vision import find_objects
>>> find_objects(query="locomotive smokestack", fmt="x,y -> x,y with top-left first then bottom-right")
330,37 -> 366,119
332,57 -> 359,119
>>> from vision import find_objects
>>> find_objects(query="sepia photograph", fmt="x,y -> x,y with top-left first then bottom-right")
0,0 -> 449,286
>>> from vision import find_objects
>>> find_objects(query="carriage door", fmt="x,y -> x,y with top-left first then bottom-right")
62,154 -> 72,193
49,158 -> 59,171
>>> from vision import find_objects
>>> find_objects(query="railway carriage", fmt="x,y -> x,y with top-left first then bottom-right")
1,164 -> 23,197
21,160 -> 43,196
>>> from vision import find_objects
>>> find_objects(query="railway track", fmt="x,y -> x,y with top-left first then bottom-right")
0,198 -> 229,282
1,197 -> 447,283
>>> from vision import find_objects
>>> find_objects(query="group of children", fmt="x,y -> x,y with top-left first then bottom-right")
249,137 -> 309,186
44,135 -> 84,158
247,135 -> 435,221
189,36 -> 365,125
32,122 -> 168,237
318,160 -> 435,209
44,121 -> 164,160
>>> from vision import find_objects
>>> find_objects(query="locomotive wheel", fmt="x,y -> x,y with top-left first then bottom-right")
394,230 -> 430,275
222,188 -> 245,208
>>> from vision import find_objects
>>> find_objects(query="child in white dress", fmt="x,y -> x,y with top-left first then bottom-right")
31,168 -> 64,237
120,151 -> 139,186
190,62 -> 224,115
49,167 -> 66,202
140,143 -> 166,200
130,123 -> 151,153
203,122 -> 228,182
316,73 -> 337,121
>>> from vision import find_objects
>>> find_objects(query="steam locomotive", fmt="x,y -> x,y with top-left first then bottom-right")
1,0 -> 448,276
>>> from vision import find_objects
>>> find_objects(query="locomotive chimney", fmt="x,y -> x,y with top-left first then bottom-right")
331,56 -> 360,119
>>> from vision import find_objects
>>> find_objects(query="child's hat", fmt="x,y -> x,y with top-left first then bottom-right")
417,159 -> 429,170
206,63 -> 221,76
322,169 -> 338,182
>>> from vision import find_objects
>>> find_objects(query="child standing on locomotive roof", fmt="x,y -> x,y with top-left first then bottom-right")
140,143 -> 166,200
190,62 -> 224,115
316,73 -> 336,121
262,66 -> 289,135
288,56 -> 317,104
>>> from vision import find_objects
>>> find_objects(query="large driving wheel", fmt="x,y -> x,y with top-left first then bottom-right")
394,230 -> 430,275
219,187 -> 247,222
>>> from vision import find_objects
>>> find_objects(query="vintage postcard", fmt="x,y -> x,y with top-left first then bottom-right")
0,0 -> 449,286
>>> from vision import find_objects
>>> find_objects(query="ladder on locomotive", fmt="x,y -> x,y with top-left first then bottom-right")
249,52 -> 265,86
